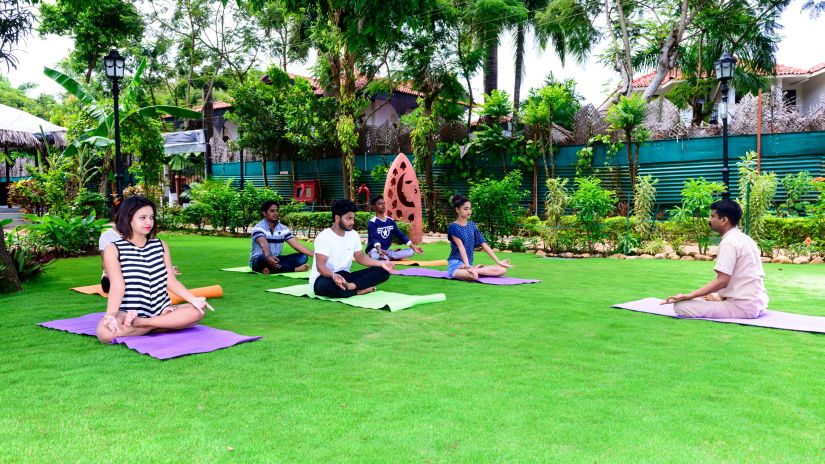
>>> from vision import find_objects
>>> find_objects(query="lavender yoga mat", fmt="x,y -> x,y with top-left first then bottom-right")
396,267 -> 540,285
613,298 -> 825,334
39,313 -> 262,359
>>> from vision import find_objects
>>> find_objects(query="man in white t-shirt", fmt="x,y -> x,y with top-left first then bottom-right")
664,199 -> 768,319
310,199 -> 396,298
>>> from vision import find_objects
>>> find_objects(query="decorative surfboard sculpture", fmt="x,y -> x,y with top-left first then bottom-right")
383,153 -> 423,244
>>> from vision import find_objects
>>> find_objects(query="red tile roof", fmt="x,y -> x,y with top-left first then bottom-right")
632,62 -> 825,88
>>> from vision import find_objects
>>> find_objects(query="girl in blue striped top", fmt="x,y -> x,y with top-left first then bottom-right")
96,196 -> 214,343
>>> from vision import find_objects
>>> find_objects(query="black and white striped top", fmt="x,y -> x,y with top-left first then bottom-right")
114,238 -> 171,317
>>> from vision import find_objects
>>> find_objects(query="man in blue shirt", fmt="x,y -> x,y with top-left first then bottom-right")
365,195 -> 423,261
250,200 -> 313,274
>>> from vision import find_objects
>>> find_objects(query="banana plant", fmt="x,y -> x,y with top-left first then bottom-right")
44,58 -> 202,157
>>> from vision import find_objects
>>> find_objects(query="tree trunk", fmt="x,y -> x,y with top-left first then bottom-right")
532,160 -> 538,215
261,156 -> 269,187
615,0 -> 635,97
0,226 -> 22,292
341,153 -> 350,200
549,136 -> 555,178
425,151 -> 435,233
483,41 -> 498,97
513,22 -> 525,114
202,86 -> 214,178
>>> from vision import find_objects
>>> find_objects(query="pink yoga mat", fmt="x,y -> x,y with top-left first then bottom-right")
39,313 -> 261,359
613,298 -> 825,334
396,268 -> 540,285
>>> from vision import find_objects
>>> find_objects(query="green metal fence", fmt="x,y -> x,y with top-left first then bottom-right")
212,130 -> 825,213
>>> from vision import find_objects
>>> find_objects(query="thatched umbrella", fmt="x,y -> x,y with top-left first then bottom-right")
0,103 -> 67,150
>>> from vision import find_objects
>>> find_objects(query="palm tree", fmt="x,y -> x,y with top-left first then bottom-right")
512,0 -> 599,113
467,0 -> 528,97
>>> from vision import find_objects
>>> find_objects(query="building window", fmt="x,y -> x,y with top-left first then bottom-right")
783,89 -> 797,107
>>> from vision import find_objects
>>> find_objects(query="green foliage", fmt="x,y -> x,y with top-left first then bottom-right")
371,165 -> 389,183
570,176 -> 617,253
505,236 -> 527,253
520,81 -> 581,177
670,178 -> 726,254
808,178 -> 825,220
759,217 -> 825,249
38,0 -> 144,81
606,94 -> 647,189
776,171 -> 813,218
402,104 -> 438,170
71,189 -> 108,218
737,152 -> 777,239
466,123 -> 522,171
468,170 -> 528,245
189,180 -> 241,232
633,175 -> 658,238
2,226 -> 52,282
21,213 -> 109,256
0,76 -> 63,121
281,76 -> 337,161
181,203 -> 212,231
479,89 -> 514,121
544,177 -> 570,225
8,178 -> 47,215
124,117 -> 166,188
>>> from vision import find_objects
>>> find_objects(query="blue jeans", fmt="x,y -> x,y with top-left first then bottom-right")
251,253 -> 308,273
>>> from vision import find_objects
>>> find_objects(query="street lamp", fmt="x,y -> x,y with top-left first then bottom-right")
103,48 -> 126,197
715,50 -> 736,199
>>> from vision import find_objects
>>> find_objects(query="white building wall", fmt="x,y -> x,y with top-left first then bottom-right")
364,99 -> 400,126
800,73 -> 825,115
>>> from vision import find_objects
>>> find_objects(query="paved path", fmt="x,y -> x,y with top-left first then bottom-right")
0,206 -> 27,230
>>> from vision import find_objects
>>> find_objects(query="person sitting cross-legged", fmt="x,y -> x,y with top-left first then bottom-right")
96,196 -> 214,344
446,194 -> 513,281
250,200 -> 313,274
310,199 -> 396,298
663,199 -> 768,319
365,195 -> 423,261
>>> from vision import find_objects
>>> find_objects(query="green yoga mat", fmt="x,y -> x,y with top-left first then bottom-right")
221,267 -> 310,279
267,284 -> 446,312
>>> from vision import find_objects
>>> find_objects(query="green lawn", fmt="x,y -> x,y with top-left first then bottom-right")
2,233 -> 825,463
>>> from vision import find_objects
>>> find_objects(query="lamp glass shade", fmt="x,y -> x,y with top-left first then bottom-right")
715,51 -> 736,81
103,49 -> 125,79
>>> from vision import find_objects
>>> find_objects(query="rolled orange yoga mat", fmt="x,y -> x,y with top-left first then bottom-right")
70,284 -> 223,304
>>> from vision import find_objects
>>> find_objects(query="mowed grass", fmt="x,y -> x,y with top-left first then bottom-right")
2,233 -> 825,463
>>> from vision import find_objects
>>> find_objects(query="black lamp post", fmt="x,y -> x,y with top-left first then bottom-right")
715,50 -> 737,199
103,48 -> 126,197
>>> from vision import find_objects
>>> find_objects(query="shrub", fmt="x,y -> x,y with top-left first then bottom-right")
371,165 -> 389,182
157,204 -> 184,230
737,152 -> 777,240
190,179 -> 241,232
506,236 -> 527,253
776,171 -> 812,218
2,226 -> 53,283
633,174 -> 658,238
570,177 -> 617,253
21,213 -> 109,256
281,211 -> 373,237
468,170 -> 528,245
181,203 -> 211,230
670,177 -> 726,254
238,182 -> 282,233
759,217 -> 825,249
544,177 -> 570,226
72,189 -> 108,218
8,179 -> 47,215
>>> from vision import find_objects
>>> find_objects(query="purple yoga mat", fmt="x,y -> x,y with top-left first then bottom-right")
39,312 -> 262,360
613,298 -> 825,334
396,267 -> 540,285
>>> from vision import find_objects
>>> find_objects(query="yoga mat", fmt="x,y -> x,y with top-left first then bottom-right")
220,267 -> 309,279
267,284 -> 446,312
396,268 -> 541,285
394,259 -> 449,267
39,313 -> 261,359
613,298 -> 825,334
69,285 -> 223,304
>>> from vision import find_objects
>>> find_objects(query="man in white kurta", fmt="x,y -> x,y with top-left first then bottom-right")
664,200 -> 768,319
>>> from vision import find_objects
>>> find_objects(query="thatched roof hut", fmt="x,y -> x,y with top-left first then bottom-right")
0,103 -> 67,150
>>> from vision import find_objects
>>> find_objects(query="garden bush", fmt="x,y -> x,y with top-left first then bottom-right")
8,179 -> 47,215
71,189 -> 108,218
181,203 -> 212,230
2,224 -> 52,283
190,180 -> 241,232
21,213 -> 109,256
468,170 -> 527,246
670,177 -> 726,254
570,177 -> 617,253
737,152 -> 777,240
238,182 -> 281,233
282,211 -> 374,237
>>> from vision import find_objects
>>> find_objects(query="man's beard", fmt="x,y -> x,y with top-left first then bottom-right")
338,219 -> 353,231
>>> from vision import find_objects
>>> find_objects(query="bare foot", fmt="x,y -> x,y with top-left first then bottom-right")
294,264 -> 309,272
356,286 -> 376,295
344,281 -> 357,291
261,268 -> 270,275
123,310 -> 138,327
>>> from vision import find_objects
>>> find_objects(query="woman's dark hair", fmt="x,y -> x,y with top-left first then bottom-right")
116,196 -> 157,240
710,199 -> 742,226
370,195 -> 384,206
260,200 -> 280,214
331,199 -> 357,221
451,194 -> 470,209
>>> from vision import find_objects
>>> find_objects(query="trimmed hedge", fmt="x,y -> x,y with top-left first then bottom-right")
759,217 -> 825,248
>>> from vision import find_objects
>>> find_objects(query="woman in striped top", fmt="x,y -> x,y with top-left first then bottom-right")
96,196 -> 214,343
